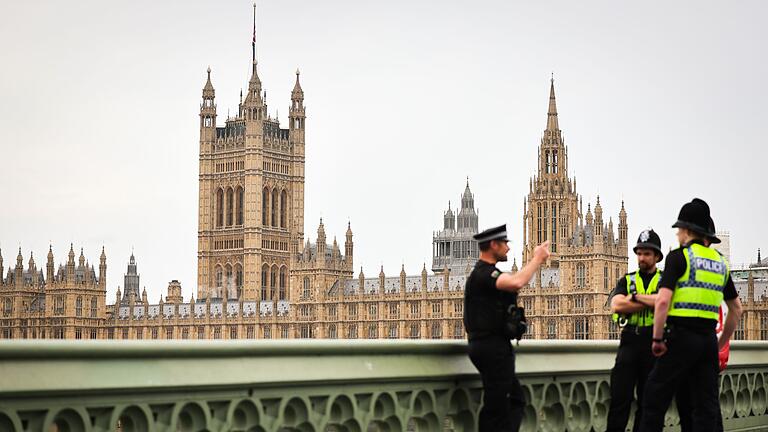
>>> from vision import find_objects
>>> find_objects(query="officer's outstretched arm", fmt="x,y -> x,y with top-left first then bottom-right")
720,297 -> 743,350
496,241 -> 550,292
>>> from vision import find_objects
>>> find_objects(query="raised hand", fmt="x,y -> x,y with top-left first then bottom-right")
533,240 -> 551,263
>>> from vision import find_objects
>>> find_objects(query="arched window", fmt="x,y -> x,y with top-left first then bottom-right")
542,202 -> 548,242
551,203 -> 557,252
235,264 -> 243,299
553,150 -> 558,173
280,190 -> 288,228
329,324 -> 337,339
90,297 -> 98,318
576,263 -> 586,289
226,188 -> 234,226
271,189 -> 278,227
75,296 -> 83,317
225,264 -> 233,298
236,187 -> 244,225
545,150 -> 551,173
216,188 -> 224,227
279,267 -> 287,300
3,298 -> 12,317
216,267 -> 223,293
261,265 -> 269,301
537,203 -> 542,243
269,265 -> 277,300
303,277 -> 311,299
262,188 -> 269,225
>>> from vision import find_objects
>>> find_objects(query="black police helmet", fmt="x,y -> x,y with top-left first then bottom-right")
671,198 -> 716,238
633,229 -> 664,262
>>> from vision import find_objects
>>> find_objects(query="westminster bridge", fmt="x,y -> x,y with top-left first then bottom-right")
0,340 -> 767,431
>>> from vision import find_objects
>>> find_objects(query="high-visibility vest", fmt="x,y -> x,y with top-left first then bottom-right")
668,243 -> 729,321
612,269 -> 662,327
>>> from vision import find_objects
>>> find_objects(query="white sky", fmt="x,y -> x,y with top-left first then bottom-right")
1,1 -> 765,303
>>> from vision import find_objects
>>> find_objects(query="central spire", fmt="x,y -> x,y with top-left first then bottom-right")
547,74 -> 559,131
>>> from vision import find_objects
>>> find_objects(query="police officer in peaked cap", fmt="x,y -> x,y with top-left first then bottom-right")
639,199 -> 743,432
463,224 -> 550,431
607,228 -> 664,432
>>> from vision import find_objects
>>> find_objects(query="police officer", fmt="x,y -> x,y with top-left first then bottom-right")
639,198 -> 743,432
606,229 -> 664,432
675,216 -> 726,432
464,224 -> 550,431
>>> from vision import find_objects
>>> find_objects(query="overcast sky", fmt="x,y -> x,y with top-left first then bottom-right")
1,1 -> 765,302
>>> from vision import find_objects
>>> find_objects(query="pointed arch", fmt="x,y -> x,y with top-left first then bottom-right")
262,187 -> 269,225
271,189 -> 278,227
226,187 -> 234,226
234,263 -> 243,299
215,265 -> 224,294
280,189 -> 288,229
303,277 -> 311,299
269,264 -> 278,300
225,264 -> 233,297
279,266 -> 288,300
261,264 -> 269,300
75,296 -> 83,317
236,186 -> 244,225
216,188 -> 224,227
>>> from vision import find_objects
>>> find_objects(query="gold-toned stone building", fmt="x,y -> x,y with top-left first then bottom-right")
0,245 -> 107,339
517,79 -> 629,340
7,25 -> 767,342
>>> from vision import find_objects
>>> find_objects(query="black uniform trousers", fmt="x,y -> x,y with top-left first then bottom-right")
676,374 -> 724,432
468,334 -> 525,432
639,325 -> 720,432
606,327 -> 655,432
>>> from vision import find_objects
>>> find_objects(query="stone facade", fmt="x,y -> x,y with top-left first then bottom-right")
517,79 -> 629,340
0,245 -> 107,339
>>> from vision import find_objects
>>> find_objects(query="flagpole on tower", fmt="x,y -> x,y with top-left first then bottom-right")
252,2 -> 257,63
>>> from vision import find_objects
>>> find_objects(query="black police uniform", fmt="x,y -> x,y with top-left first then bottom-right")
606,270 -> 659,432
639,199 -> 738,432
606,229 -> 664,432
675,217 -> 725,432
464,225 -> 525,432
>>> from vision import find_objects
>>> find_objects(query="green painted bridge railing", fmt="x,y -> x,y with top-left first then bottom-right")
1,340 -> 768,432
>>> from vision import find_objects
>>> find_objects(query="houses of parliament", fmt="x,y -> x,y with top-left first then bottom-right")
2,35 -> 766,342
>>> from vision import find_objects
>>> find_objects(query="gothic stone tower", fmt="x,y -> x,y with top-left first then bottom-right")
519,78 -> 629,340
522,78 -> 579,266
197,58 -> 306,301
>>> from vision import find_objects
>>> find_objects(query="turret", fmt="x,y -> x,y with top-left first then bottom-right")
345,222 -> 354,270
618,200 -> 628,246
15,248 -> 23,287
67,244 -> 75,281
594,196 -> 603,236
199,67 -> 217,146
443,202 -> 455,230
379,266 -> 385,289
400,264 -> 406,289
99,246 -> 107,289
0,248 -> 3,286
47,245 -> 54,283
316,219 -> 326,262
289,68 -> 305,138
421,263 -> 428,290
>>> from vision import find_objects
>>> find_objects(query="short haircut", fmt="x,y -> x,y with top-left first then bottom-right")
478,241 -> 492,252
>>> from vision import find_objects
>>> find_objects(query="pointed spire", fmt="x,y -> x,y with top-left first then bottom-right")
292,68 -> 304,99
48,245 -> 54,261
17,247 -> 23,266
100,246 -> 106,263
28,252 -> 35,270
68,243 -> 75,264
346,221 -> 353,237
203,66 -> 214,91
547,74 -> 559,131
400,264 -> 406,277
759,248 -> 762,264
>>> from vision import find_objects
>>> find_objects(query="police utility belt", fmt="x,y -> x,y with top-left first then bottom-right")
469,304 -> 528,342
